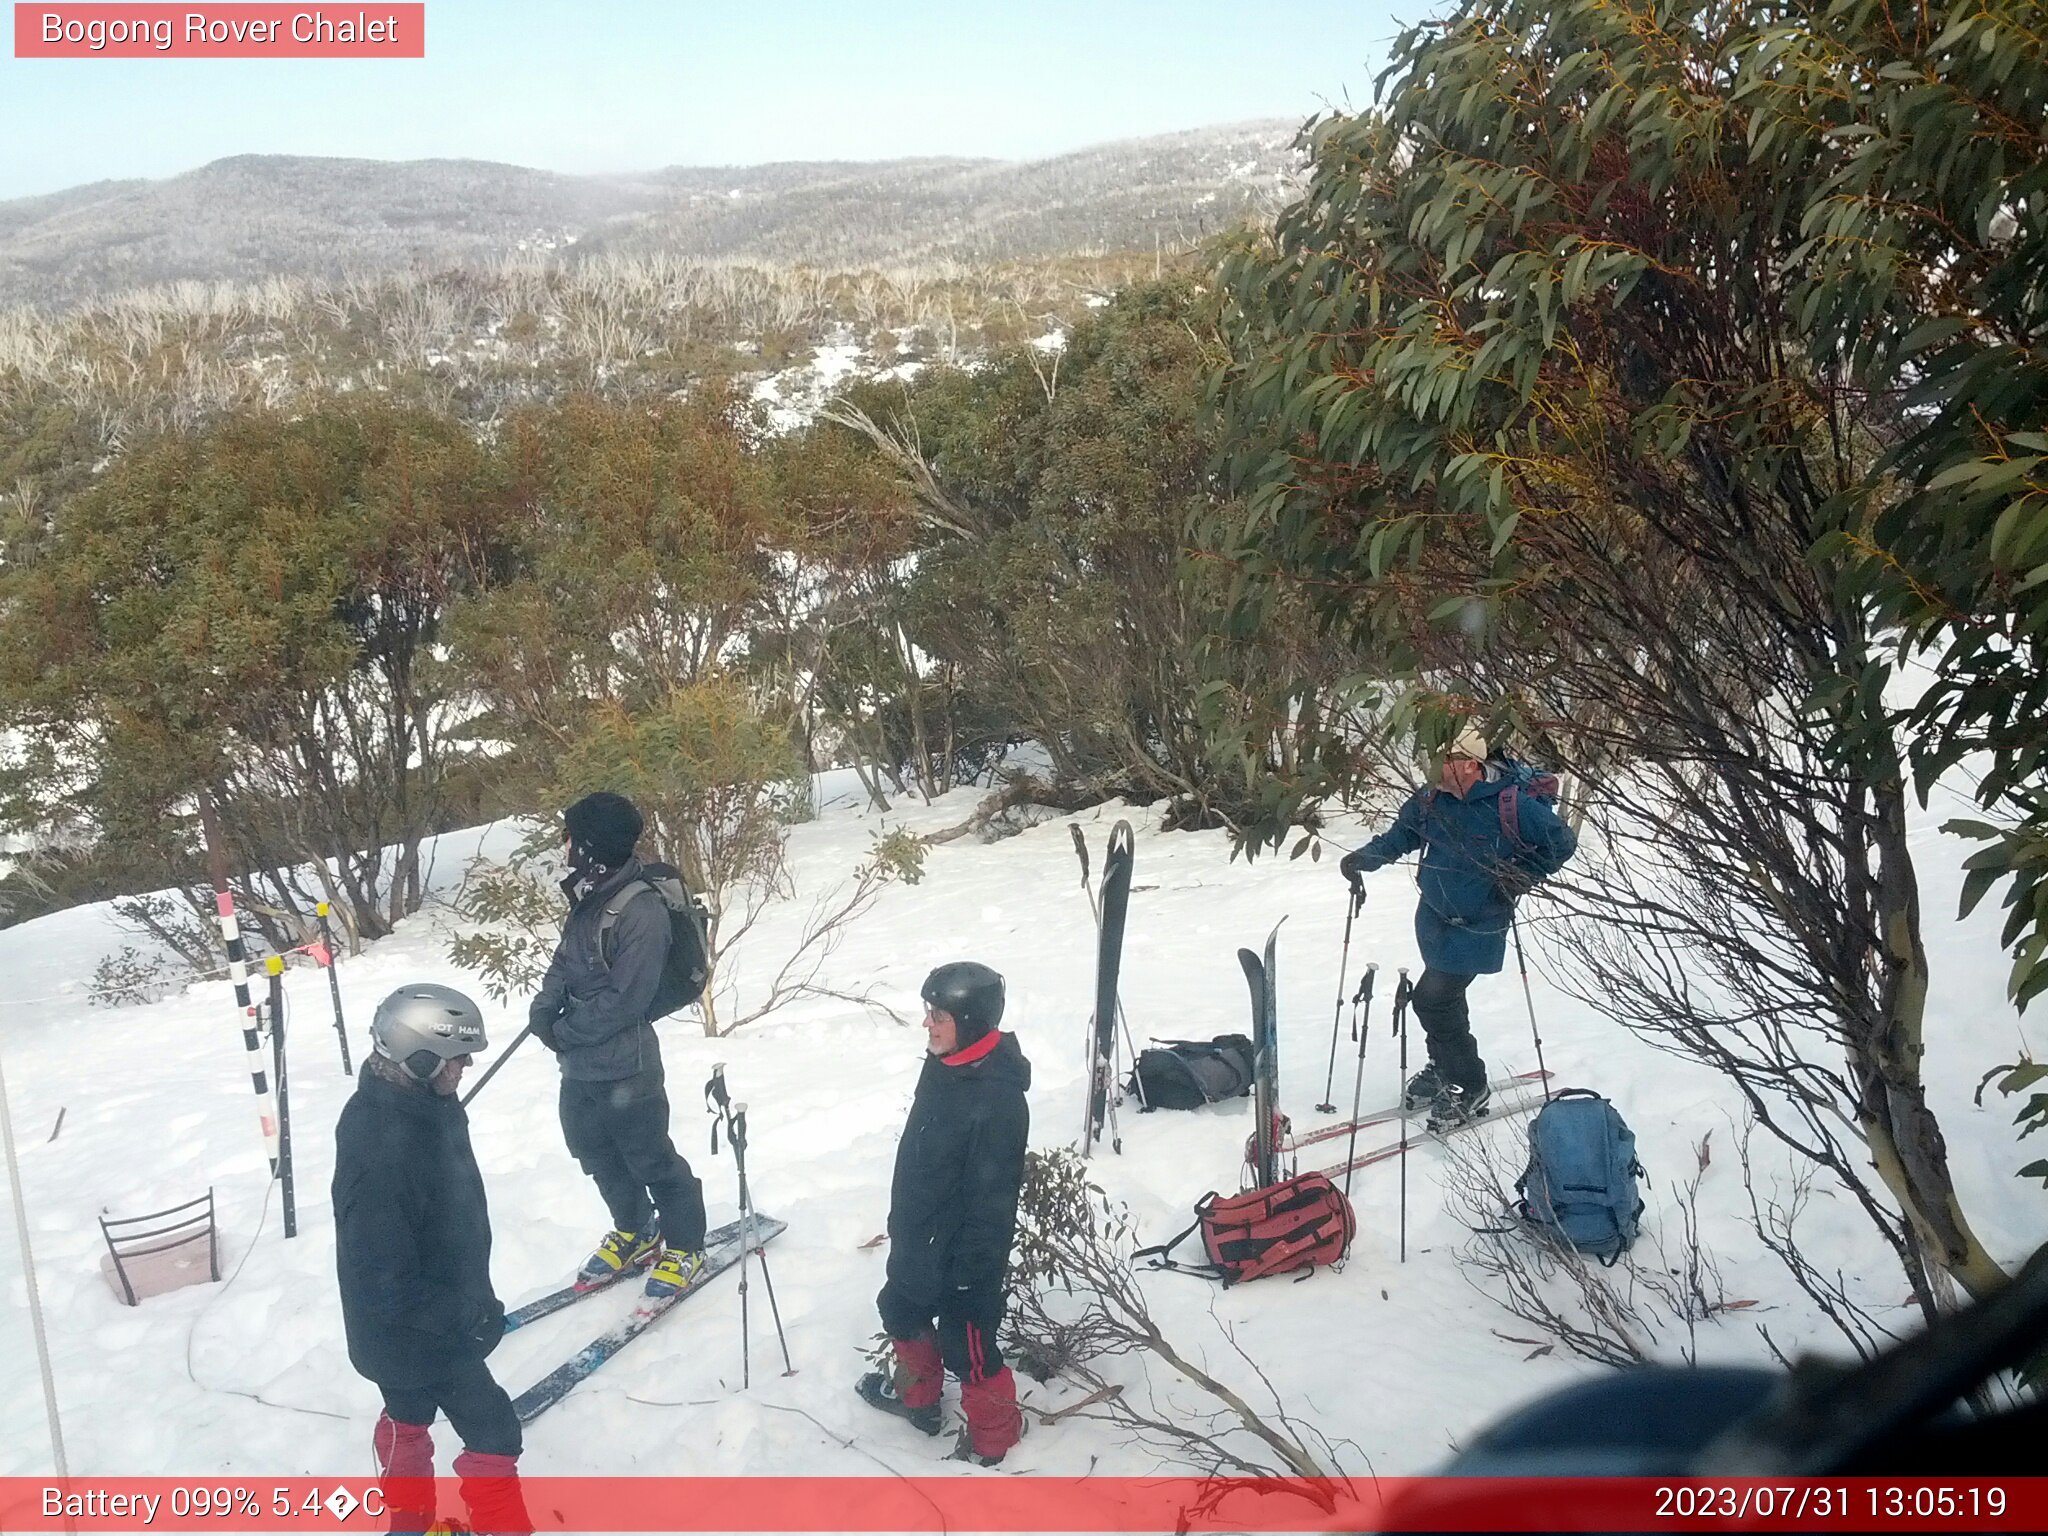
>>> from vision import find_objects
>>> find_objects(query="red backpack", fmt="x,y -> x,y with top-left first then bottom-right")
1137,1173 -> 1356,1286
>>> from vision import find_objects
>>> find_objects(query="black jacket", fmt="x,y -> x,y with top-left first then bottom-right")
333,1064 -> 502,1388
886,1031 -> 1031,1307
529,859 -> 669,1083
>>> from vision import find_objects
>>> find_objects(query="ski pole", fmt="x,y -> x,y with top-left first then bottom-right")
1511,918 -> 1553,1103
267,957 -> 297,1239
706,1066 -> 753,1386
732,1101 -> 793,1380
460,1021 -> 535,1108
1339,964 -> 1378,1200
315,901 -> 351,1075
1393,969 -> 1411,1263
1317,885 -> 1365,1113
706,1066 -> 793,1384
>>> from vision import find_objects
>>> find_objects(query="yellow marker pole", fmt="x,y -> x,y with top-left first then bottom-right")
316,901 -> 352,1074
267,955 -> 297,1238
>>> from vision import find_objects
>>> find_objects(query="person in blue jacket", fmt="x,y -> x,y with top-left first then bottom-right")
1339,723 -> 1577,1127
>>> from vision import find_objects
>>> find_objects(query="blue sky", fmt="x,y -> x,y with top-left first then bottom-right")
0,1 -> 1410,200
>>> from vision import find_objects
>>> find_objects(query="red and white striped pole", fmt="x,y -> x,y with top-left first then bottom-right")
198,792 -> 279,1176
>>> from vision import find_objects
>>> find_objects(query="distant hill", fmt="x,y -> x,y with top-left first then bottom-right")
0,121 -> 1307,308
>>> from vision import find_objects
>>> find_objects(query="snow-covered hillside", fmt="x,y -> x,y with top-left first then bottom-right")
1,772 -> 2041,1480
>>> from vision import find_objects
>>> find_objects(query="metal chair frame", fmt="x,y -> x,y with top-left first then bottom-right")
98,1188 -> 220,1307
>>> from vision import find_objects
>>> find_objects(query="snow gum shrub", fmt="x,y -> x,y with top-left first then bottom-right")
865,827 -> 926,886
0,395 -> 507,949
1001,1148 -> 1342,1485
1210,0 -> 2031,1311
1977,1061 -> 2048,1191
447,827 -> 567,1005
822,277 -> 1347,832
1003,1147 -> 1145,1381
88,945 -> 176,1007
555,680 -> 804,1035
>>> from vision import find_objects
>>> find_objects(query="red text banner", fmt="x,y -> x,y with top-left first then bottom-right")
14,5 -> 424,58
1,1477 -> 2044,1532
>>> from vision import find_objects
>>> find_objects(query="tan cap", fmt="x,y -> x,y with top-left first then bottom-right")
1448,721 -> 1490,760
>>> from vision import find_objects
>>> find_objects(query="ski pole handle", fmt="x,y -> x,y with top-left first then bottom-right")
1068,824 -> 1090,886
705,1062 -> 729,1113
732,1104 -> 748,1157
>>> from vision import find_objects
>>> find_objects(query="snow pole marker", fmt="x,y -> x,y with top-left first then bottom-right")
1339,964 -> 1378,1202
196,791 -> 279,1175
315,902 -> 352,1075
217,889 -> 280,1176
265,956 -> 297,1239
1511,917 -> 1553,1104
1316,885 -> 1365,1113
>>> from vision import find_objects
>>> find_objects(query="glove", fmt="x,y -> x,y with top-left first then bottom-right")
530,1015 -> 560,1053
1338,847 -> 1374,886
1497,865 -> 1539,903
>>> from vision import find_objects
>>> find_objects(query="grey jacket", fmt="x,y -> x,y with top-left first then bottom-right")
529,860 -> 669,1083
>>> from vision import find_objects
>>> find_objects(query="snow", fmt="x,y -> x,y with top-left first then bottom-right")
750,343 -> 869,434
1,770 -> 2042,1480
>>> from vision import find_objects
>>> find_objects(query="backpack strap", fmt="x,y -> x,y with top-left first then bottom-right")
1500,785 -> 1520,845
596,879 -> 655,970
1135,1197 -> 1231,1281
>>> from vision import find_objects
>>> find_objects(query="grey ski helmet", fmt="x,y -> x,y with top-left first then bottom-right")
921,961 -> 1005,1045
371,983 -> 488,1082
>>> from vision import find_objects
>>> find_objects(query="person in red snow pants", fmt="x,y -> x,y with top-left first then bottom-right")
857,961 -> 1031,1466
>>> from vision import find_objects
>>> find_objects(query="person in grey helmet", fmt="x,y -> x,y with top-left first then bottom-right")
857,961 -> 1030,1467
334,984 -> 530,1536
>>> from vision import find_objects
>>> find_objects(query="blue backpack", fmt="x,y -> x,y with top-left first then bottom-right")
1515,1089 -> 1645,1264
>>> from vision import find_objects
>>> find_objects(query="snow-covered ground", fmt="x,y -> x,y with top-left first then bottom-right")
1,770 -> 2042,1480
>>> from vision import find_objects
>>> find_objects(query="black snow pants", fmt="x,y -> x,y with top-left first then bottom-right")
559,1066 -> 707,1251
1411,967 -> 1487,1093
378,1358 -> 521,1457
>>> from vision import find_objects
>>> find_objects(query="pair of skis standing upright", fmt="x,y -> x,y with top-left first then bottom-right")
1074,823 -> 1549,1245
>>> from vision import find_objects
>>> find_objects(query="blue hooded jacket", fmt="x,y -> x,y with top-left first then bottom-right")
1349,762 -> 1578,974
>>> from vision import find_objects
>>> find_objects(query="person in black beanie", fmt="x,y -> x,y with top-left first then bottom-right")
529,791 -> 708,1298
856,961 -> 1031,1467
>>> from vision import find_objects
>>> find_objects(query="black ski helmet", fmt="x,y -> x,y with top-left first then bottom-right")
921,961 -> 1005,1045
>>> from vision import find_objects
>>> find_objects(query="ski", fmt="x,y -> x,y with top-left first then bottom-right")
503,1213 -> 756,1333
1312,1092 -> 1545,1182
1083,821 -> 1135,1156
510,1215 -> 787,1423
1241,919 -> 1285,1188
1282,1070 -> 1553,1155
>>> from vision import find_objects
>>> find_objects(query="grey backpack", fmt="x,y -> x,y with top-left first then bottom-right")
597,863 -> 711,1019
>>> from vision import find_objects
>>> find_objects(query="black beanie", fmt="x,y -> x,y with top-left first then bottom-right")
563,792 -> 643,869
